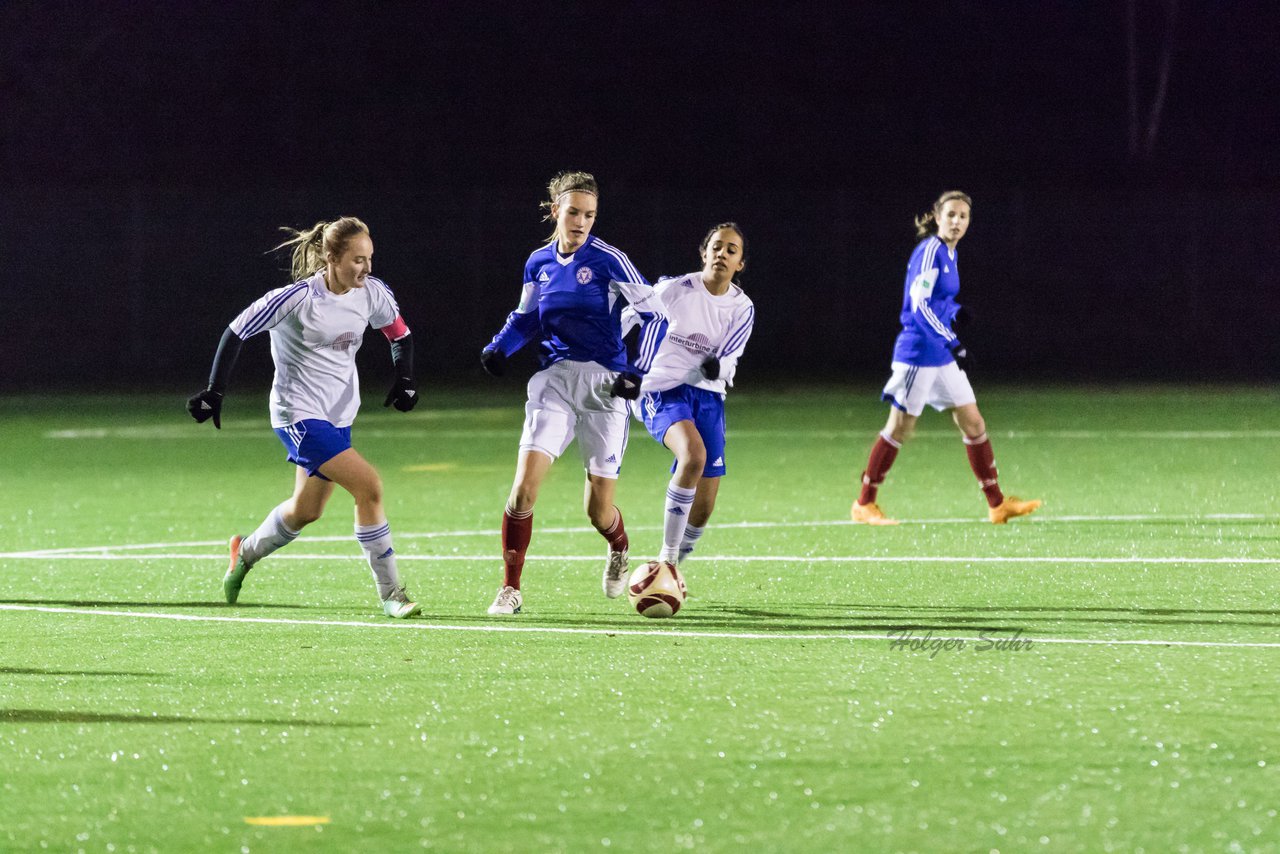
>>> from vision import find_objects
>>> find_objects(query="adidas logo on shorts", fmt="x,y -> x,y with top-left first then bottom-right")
712,457 -> 724,467
605,454 -> 617,463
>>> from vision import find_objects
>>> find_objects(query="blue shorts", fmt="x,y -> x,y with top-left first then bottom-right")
638,385 -> 727,478
273,420 -> 352,479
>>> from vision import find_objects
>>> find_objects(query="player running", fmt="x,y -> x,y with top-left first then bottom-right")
851,191 -> 1041,525
186,217 -> 423,617
625,222 -> 755,569
480,171 -> 664,616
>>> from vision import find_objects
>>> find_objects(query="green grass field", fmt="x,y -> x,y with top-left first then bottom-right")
2,385 -> 1277,852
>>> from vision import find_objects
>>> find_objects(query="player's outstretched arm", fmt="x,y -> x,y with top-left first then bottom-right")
187,327 -> 244,429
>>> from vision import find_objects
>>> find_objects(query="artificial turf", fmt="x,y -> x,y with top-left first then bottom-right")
1,386 -> 1276,852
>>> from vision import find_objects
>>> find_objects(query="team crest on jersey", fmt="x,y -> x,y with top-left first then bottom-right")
576,267 -> 594,285
670,331 -> 714,356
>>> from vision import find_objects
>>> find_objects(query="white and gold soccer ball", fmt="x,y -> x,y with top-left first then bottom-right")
627,560 -> 687,618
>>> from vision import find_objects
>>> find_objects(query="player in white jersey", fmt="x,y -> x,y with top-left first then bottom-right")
480,171 -> 664,616
851,192 -> 1041,525
625,223 -> 755,570
186,217 -> 423,617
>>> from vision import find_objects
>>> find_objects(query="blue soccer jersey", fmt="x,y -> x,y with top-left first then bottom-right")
890,236 -> 963,367
487,235 -> 662,372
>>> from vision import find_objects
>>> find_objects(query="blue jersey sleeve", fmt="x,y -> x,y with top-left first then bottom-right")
487,261 -> 543,356
906,241 -> 958,347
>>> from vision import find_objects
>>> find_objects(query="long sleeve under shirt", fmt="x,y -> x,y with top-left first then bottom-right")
486,235 -> 661,372
891,236 -> 962,367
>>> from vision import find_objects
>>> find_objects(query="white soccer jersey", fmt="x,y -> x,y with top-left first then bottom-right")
624,273 -> 755,395
229,271 -> 401,428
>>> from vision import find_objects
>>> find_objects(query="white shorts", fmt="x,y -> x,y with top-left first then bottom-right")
520,360 -> 630,478
881,361 -> 977,416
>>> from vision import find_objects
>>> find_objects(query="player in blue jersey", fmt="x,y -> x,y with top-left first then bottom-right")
851,191 -> 1041,525
480,171 -> 664,615
186,217 -> 423,617
624,223 -> 755,570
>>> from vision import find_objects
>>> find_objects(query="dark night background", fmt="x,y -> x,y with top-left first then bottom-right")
2,0 -> 1277,393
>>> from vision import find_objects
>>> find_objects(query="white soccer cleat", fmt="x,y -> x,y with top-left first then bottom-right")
381,586 -> 421,619
603,547 -> 629,599
487,585 -> 523,615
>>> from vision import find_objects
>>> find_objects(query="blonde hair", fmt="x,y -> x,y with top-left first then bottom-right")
273,216 -> 370,280
540,171 -> 599,242
914,191 -> 973,240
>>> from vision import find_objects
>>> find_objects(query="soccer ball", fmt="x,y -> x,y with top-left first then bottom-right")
627,560 -> 687,618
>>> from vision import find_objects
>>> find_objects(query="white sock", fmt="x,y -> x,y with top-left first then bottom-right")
677,522 -> 705,565
240,503 -> 299,566
660,482 -> 697,563
356,521 -> 401,600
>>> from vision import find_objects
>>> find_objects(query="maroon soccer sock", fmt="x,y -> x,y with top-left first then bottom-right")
858,432 -> 901,505
598,506 -> 629,552
963,433 -> 1004,507
501,505 -> 533,589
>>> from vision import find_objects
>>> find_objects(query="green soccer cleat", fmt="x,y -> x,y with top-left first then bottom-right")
223,534 -> 251,604
381,586 -> 422,619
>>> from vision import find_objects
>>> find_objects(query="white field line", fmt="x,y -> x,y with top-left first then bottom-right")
43,427 -> 1280,441
1,604 -> 1278,649
3,552 -> 1277,565
4,513 -> 1275,559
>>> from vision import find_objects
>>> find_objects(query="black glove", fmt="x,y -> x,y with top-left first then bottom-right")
700,356 -> 721,381
952,306 -> 974,332
480,347 -> 506,377
950,343 -> 974,374
383,376 -> 419,412
186,388 -> 224,429
609,372 -> 641,400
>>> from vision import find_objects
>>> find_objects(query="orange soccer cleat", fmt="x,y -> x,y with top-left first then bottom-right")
989,496 -> 1043,524
850,501 -> 900,526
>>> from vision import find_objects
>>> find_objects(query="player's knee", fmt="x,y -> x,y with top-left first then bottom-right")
957,413 -> 986,438
292,506 -> 324,527
351,476 -> 384,509
679,446 -> 707,475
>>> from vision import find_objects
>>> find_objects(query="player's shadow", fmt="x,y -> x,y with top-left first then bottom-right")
0,598 -> 313,610
1,708 -> 367,727
0,666 -> 156,677
427,609 -> 1024,635
677,605 -> 1024,634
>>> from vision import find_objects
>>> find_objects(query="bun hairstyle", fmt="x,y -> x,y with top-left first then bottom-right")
914,191 -> 972,240
699,222 -> 748,281
274,217 -> 370,280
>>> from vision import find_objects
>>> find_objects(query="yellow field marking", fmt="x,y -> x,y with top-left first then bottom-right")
244,815 -> 331,826
404,463 -> 457,472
